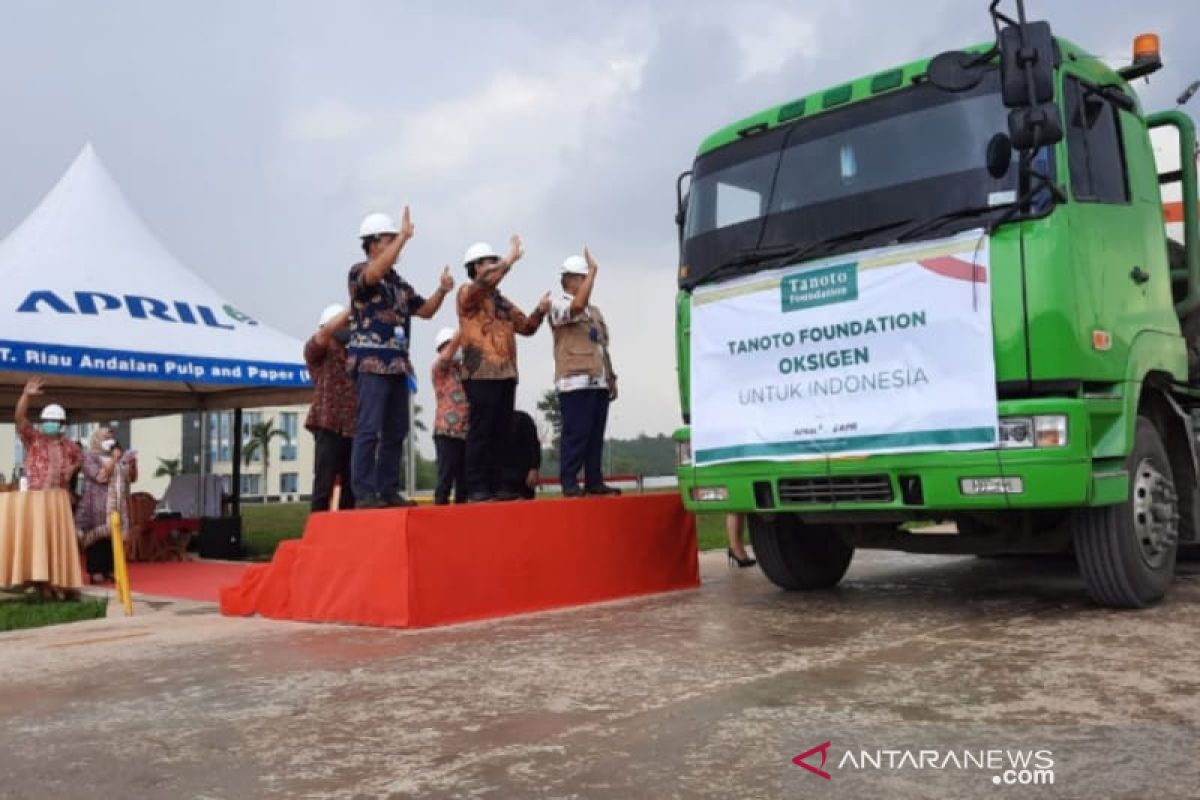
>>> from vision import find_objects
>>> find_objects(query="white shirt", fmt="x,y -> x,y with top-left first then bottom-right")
550,291 -> 608,394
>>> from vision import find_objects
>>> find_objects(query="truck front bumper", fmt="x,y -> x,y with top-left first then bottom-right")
676,399 -> 1126,516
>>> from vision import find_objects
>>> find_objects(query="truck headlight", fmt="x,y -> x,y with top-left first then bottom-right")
690,486 -> 728,502
999,415 -> 1067,449
675,439 -> 693,467
1033,415 -> 1068,447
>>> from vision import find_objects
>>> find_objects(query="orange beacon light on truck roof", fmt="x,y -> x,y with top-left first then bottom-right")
1132,33 -> 1160,62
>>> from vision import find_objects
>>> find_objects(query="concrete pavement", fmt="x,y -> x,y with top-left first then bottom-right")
1,549 -> 1198,799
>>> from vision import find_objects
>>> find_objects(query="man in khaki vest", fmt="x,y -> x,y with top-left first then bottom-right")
550,248 -> 619,497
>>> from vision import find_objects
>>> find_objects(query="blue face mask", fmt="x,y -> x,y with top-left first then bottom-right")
41,421 -> 62,436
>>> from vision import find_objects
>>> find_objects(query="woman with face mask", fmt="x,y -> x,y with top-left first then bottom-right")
13,378 -> 82,491
74,427 -> 138,583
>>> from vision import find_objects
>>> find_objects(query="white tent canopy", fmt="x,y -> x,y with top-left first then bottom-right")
0,145 -> 312,420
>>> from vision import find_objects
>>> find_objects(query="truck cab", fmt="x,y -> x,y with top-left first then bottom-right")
674,3 -> 1200,608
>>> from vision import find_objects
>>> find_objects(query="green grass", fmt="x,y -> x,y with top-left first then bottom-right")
241,503 -> 311,560
240,501 -> 732,560
696,513 -> 728,552
0,594 -> 108,632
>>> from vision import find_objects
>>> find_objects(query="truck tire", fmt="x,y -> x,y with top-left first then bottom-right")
748,514 -> 853,590
1073,417 -> 1179,608
1183,310 -> 1200,381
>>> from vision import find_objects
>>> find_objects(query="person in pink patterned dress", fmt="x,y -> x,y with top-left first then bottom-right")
14,378 -> 82,492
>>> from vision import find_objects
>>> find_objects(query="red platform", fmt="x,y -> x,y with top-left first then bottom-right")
220,494 -> 698,628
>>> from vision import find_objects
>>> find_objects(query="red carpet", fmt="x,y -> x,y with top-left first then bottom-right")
95,560 -> 251,603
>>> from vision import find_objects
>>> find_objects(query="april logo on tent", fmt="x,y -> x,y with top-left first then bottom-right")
16,290 -> 258,330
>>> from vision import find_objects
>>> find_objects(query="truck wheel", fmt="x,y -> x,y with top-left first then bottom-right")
1073,417 -> 1179,608
748,514 -> 853,590
1183,311 -> 1200,381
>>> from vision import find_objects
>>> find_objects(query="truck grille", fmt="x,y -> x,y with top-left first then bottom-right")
777,475 -> 894,504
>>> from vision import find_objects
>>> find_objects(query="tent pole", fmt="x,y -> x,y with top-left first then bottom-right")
199,410 -> 208,517
232,407 -> 243,517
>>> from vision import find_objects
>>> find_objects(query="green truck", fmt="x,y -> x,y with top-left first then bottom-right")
673,0 -> 1199,608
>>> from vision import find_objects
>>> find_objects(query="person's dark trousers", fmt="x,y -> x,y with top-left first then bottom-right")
352,372 -> 409,501
311,429 -> 355,511
84,537 -> 114,579
499,470 -> 536,500
464,378 -> 516,497
434,435 -> 467,504
559,388 -> 610,489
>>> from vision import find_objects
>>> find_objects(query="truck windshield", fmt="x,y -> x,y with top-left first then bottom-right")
682,70 -> 1018,288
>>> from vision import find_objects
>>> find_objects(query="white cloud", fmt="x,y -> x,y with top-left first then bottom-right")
288,98 -> 372,141
727,4 -> 819,78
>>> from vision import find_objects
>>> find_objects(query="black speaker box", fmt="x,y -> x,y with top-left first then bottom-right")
197,516 -> 243,560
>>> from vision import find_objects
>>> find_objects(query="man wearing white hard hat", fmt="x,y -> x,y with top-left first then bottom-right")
348,207 -> 454,508
13,378 -> 82,491
304,303 -> 356,511
457,235 -> 551,501
430,327 -> 468,504
550,249 -> 620,497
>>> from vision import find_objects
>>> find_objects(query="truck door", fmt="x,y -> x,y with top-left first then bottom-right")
1058,76 -> 1167,382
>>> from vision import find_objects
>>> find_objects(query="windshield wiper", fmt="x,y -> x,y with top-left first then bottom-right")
695,219 -> 915,288
696,243 -> 811,286
892,204 -> 1002,244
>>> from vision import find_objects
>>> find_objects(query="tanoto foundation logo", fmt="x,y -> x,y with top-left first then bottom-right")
792,742 -> 1055,787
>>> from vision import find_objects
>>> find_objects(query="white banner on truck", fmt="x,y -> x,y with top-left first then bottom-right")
690,228 -> 998,465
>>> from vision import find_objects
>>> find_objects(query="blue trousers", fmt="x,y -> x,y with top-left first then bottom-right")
558,388 -> 610,490
352,372 -> 409,499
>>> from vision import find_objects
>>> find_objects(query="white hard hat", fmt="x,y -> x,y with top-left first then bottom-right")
318,303 -> 345,327
359,212 -> 399,239
561,255 -> 589,276
40,404 -> 66,422
434,327 -> 455,350
463,241 -> 499,266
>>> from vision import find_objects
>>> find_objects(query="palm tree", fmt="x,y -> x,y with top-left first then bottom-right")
537,389 -> 562,451
242,418 -> 290,499
154,456 -> 182,478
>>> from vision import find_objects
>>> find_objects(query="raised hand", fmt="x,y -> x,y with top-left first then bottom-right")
537,291 -> 552,314
23,378 -> 44,397
584,246 -> 598,273
399,206 -> 414,241
438,265 -> 455,292
507,235 -> 524,265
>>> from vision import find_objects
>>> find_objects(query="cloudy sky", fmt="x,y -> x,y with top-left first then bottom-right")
2,0 -> 1197,445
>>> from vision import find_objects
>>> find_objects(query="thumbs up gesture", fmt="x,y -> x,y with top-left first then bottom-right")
438,265 -> 455,292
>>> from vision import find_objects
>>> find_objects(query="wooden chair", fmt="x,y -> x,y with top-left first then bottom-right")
126,492 -> 159,562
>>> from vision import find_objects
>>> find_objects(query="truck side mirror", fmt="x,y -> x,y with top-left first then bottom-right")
675,170 -> 692,242
1008,105 -> 1063,149
999,20 -> 1059,108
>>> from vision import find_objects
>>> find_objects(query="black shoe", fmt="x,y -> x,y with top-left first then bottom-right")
585,484 -> 622,496
467,492 -> 495,503
727,548 -> 756,568
433,496 -> 449,506
494,489 -> 521,502
356,495 -> 387,509
383,493 -> 417,508
561,486 -> 584,498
